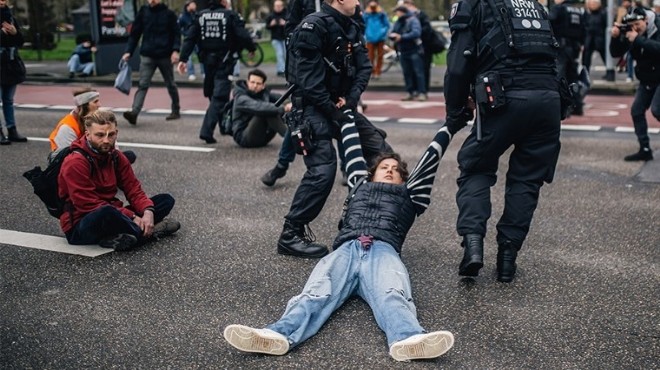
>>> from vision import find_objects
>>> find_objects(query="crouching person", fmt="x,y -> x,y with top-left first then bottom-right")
223,114 -> 461,362
58,110 -> 180,251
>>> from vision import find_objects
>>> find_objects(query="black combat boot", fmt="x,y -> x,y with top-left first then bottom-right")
0,128 -> 10,145
277,220 -> 328,258
624,146 -> 653,162
496,241 -> 519,283
261,163 -> 288,186
458,233 -> 484,277
7,127 -> 27,142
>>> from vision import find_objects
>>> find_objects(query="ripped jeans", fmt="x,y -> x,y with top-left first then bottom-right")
267,240 -> 425,348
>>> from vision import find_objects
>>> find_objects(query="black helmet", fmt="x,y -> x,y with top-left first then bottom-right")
623,7 -> 647,23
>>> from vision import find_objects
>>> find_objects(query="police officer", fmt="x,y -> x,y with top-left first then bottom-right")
278,0 -> 392,258
445,0 -> 563,282
549,0 -> 586,115
610,7 -> 658,162
177,0 -> 256,144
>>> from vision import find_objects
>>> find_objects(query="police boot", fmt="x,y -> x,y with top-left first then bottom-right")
624,146 -> 653,162
458,233 -> 484,277
0,128 -> 10,145
496,241 -> 519,283
277,220 -> 329,259
7,127 -> 27,142
261,163 -> 288,187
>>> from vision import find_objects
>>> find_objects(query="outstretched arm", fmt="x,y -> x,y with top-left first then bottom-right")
406,126 -> 453,216
339,111 -> 369,189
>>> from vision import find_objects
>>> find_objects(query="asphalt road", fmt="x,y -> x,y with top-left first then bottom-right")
0,109 -> 658,369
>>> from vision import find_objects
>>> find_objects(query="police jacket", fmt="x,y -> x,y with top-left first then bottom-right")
444,0 -> 558,122
179,3 -> 255,64
548,0 -> 586,43
610,13 -> 660,84
333,182 -> 417,254
125,3 -> 180,59
287,3 -> 372,120
231,80 -> 285,143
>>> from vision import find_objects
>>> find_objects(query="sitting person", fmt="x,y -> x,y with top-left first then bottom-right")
223,113 -> 461,361
231,68 -> 290,148
58,110 -> 179,251
67,36 -> 97,78
48,88 -> 136,164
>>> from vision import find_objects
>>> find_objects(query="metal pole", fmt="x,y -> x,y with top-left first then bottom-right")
604,0 -> 615,81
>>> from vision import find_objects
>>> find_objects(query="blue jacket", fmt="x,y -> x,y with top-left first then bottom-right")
363,8 -> 389,43
392,11 -> 422,54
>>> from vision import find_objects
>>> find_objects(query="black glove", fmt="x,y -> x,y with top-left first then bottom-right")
331,109 -> 353,126
344,97 -> 358,111
445,106 -> 473,135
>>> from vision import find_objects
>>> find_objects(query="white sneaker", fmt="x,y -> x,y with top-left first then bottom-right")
188,75 -> 196,81
223,324 -> 289,355
625,77 -> 632,83
389,331 -> 454,362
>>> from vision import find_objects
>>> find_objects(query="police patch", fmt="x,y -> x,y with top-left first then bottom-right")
301,22 -> 314,30
450,3 -> 459,20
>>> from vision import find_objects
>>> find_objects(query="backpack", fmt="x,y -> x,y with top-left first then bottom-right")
421,22 -> 447,54
220,98 -> 235,136
22,148 -> 116,218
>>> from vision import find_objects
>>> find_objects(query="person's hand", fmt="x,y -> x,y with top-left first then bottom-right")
389,33 -> 401,42
171,51 -> 180,64
626,29 -> 639,43
270,19 -> 277,26
1,21 -> 17,35
278,19 -> 285,25
611,24 -> 622,37
91,46 -> 98,53
177,61 -> 187,75
336,97 -> 346,108
134,210 -> 155,237
284,102 -> 293,112
121,52 -> 131,61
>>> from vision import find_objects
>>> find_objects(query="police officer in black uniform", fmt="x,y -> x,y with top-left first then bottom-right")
549,0 -> 586,115
177,0 -> 256,144
278,0 -> 392,258
445,0 -> 563,282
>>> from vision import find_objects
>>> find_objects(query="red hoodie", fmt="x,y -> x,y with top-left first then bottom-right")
58,136 -> 154,233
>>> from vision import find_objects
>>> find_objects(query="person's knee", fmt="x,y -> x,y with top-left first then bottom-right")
650,106 -> 660,121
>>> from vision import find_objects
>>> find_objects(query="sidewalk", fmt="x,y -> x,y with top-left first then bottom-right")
24,59 -> 637,95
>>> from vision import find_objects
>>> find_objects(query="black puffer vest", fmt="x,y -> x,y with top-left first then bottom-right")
333,182 -> 416,254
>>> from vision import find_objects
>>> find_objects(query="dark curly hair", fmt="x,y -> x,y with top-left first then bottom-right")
367,152 -> 409,182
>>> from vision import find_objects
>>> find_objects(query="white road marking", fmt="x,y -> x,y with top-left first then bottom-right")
616,127 -> 660,134
27,137 -> 216,153
0,229 -> 112,257
398,118 -> 438,124
365,116 -> 390,122
561,124 -> 602,131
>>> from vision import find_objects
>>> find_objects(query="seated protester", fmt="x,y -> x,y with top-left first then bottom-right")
223,113 -> 463,362
48,88 -> 136,164
231,69 -> 290,148
58,110 -> 180,251
67,37 -> 97,79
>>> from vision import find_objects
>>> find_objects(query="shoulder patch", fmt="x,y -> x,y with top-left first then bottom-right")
450,3 -> 459,20
301,21 -> 314,30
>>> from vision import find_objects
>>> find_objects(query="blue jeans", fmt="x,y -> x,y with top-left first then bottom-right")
67,55 -> 94,75
65,194 -> 175,245
267,240 -> 425,348
132,56 -> 180,114
399,51 -> 426,95
630,83 -> 660,149
0,84 -> 17,129
271,39 -> 286,74
277,129 -> 296,168
186,46 -> 205,76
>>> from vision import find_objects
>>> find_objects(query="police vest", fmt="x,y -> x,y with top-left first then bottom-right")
332,182 -> 417,254
553,3 -> 585,40
286,11 -> 363,100
197,8 -> 233,54
478,0 -> 558,72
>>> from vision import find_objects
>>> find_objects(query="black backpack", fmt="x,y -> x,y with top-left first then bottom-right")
23,148 -> 115,218
220,98 -> 235,136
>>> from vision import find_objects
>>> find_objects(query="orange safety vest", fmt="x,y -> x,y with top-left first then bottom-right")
49,113 -> 83,151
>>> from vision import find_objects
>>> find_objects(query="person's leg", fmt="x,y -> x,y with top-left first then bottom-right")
272,39 -> 286,74
156,57 -> 180,115
150,194 -> 175,223
366,42 -> 376,74
131,56 -> 158,115
626,52 -> 634,80
266,115 -> 287,137
357,241 -> 424,345
1,84 -> 17,129
67,54 -> 82,73
398,53 -> 416,97
267,241 -> 360,346
200,66 -> 231,142
374,41 -> 384,77
630,84 -> 653,150
66,205 -> 141,245
81,62 -> 95,75
239,116 -> 270,147
422,49 -> 433,93
186,58 -> 195,77
411,52 -> 427,96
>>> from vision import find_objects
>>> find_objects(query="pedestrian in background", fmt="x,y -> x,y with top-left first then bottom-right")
0,0 -> 27,145
401,0 -> 436,94
67,35 -> 97,79
122,0 -> 181,125
178,0 -> 204,81
445,0 -> 562,282
265,0 -> 287,77
390,5 -> 427,101
610,7 -> 658,162
582,0 -> 608,74
177,0 -> 256,144
363,0 -> 390,80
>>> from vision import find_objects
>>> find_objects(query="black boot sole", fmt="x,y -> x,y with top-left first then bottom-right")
277,243 -> 328,258
459,259 -> 484,277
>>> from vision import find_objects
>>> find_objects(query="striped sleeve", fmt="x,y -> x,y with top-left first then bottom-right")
406,126 -> 453,216
340,111 -> 369,189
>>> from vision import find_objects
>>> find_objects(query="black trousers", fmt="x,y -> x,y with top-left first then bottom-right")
200,61 -> 233,139
455,90 -> 561,248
